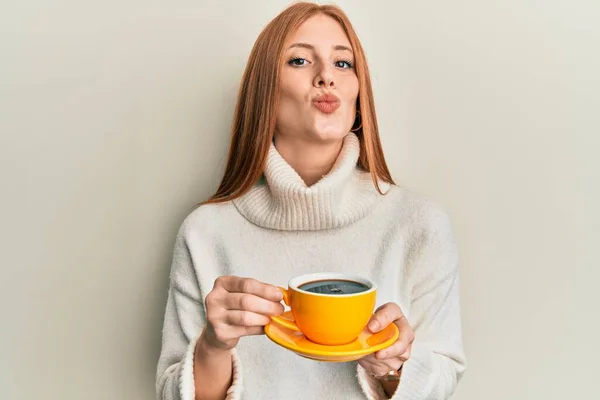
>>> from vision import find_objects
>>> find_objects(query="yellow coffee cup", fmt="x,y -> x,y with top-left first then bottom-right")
270,273 -> 377,346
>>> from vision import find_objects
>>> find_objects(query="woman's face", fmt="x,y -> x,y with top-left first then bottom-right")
276,14 -> 359,143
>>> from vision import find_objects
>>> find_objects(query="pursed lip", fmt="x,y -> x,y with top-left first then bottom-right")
313,93 -> 340,103
313,93 -> 341,113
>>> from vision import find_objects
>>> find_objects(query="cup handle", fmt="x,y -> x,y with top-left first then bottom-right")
270,286 -> 301,332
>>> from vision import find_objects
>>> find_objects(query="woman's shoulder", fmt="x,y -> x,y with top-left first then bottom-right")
176,200 -> 237,238
383,185 -> 454,234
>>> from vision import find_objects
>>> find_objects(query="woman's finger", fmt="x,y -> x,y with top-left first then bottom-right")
358,357 -> 386,375
395,315 -> 416,343
367,302 -> 403,333
374,314 -> 414,359
374,336 -> 410,360
359,350 -> 405,375
224,292 -> 285,315
361,358 -> 404,377
215,276 -> 283,302
218,324 -> 266,340
240,326 -> 266,336
359,353 -> 376,364
225,310 -> 272,327
398,345 -> 412,362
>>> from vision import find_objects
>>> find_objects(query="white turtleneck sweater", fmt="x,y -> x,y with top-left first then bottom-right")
156,133 -> 466,400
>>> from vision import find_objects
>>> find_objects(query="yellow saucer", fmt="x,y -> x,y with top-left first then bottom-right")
264,311 -> 399,362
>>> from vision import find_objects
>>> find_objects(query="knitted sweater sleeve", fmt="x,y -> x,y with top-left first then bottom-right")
155,223 -> 243,400
357,208 -> 467,400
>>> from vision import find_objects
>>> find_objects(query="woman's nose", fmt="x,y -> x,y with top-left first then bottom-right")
313,64 -> 335,88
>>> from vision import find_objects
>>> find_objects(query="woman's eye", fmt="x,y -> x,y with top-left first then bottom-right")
335,60 -> 354,69
288,57 -> 308,67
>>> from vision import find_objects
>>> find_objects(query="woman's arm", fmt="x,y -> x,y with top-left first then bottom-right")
394,209 -> 467,399
156,225 -> 243,400
192,330 -> 234,400
156,221 -> 283,400
357,207 -> 467,399
156,284 -> 244,400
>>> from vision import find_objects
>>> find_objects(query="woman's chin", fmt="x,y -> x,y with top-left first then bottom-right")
309,127 -> 350,143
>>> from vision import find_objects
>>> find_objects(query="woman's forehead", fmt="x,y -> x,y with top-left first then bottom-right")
286,14 -> 352,51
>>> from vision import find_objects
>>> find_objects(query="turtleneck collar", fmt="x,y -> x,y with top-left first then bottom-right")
232,133 -> 390,231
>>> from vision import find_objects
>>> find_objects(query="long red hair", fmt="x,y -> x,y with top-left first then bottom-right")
203,2 -> 394,205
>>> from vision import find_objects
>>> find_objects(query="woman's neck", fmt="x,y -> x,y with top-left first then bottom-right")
234,132 -> 389,231
273,135 -> 344,186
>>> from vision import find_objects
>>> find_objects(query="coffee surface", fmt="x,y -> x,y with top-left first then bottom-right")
298,279 -> 369,295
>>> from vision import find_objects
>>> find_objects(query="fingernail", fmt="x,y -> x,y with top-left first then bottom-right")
368,321 -> 379,332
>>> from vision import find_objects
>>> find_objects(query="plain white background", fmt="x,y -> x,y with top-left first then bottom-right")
1,1 -> 598,399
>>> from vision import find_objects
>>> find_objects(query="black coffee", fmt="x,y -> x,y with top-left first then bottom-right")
299,279 -> 370,295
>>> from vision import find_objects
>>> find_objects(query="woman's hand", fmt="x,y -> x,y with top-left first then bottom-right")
201,276 -> 285,352
358,302 -> 415,378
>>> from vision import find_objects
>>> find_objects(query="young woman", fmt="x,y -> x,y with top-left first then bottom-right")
156,3 -> 466,399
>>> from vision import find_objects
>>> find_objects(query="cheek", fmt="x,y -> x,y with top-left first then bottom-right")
279,73 -> 309,105
277,85 -> 297,119
276,76 -> 312,130
340,76 -> 359,109
341,78 -> 359,129
349,79 -> 359,106
345,85 -> 359,123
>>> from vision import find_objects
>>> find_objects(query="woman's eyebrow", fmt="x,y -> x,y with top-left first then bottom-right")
333,44 -> 353,53
288,43 -> 353,53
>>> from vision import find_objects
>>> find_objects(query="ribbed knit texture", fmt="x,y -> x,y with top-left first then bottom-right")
233,133 -> 390,231
156,132 -> 466,400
